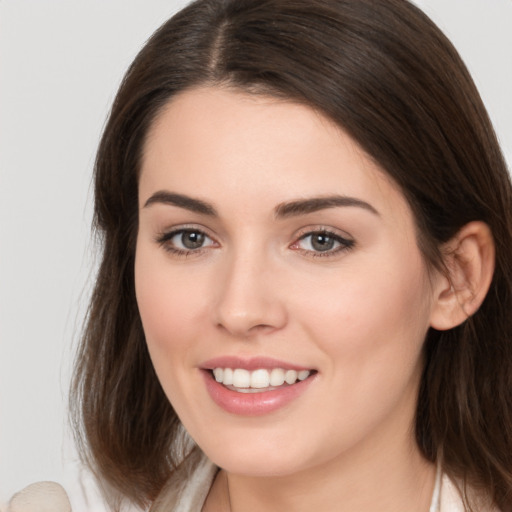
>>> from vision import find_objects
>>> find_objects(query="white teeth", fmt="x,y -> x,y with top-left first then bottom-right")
251,369 -> 270,388
298,370 -> 310,381
223,368 -> 233,385
269,368 -> 285,386
285,370 -> 298,384
212,367 -> 311,390
232,368 -> 250,388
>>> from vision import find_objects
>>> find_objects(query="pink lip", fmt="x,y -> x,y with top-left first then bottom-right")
200,367 -> 316,417
200,356 -> 312,372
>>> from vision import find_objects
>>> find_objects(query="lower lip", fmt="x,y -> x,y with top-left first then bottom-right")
201,370 -> 315,416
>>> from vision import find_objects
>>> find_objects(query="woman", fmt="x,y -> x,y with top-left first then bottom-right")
71,0 -> 512,510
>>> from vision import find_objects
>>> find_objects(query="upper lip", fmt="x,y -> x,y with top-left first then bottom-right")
200,356 -> 313,372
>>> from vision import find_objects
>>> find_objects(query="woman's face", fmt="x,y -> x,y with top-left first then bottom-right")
135,87 -> 442,477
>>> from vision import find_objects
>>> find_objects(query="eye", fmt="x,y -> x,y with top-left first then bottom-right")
291,230 -> 354,256
156,228 -> 217,255
173,230 -> 208,250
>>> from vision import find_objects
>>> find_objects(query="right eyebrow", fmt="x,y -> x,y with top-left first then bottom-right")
143,191 -> 217,216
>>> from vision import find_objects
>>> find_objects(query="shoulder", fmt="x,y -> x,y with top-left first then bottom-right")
440,474 -> 501,512
151,454 -> 217,512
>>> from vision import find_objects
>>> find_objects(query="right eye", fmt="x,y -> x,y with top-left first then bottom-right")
157,228 -> 217,255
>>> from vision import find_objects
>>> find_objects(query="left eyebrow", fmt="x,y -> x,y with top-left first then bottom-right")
274,195 -> 380,219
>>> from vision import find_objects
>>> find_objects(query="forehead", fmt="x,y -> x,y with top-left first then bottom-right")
140,86 -> 410,225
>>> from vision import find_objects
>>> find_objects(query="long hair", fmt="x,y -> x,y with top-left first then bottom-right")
71,0 -> 512,509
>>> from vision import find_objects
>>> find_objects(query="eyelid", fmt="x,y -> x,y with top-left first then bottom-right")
289,225 -> 355,257
292,224 -> 353,240
155,224 -> 220,256
155,222 -> 215,239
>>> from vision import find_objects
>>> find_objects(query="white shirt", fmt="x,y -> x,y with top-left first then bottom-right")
155,456 -> 498,512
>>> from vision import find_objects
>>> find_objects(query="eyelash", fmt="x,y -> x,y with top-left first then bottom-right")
155,227 -> 355,258
290,229 -> 355,258
155,227 -> 217,258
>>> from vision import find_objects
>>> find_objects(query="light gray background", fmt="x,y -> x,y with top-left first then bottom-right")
1,1 -> 511,510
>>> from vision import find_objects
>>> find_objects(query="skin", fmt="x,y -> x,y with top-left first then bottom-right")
135,87 -> 447,511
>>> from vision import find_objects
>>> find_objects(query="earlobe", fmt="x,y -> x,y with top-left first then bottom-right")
429,221 -> 495,331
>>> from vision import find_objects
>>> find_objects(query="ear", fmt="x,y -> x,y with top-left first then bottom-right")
429,221 -> 495,331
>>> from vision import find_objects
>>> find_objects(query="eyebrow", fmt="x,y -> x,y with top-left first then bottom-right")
274,196 -> 379,218
143,191 -> 379,218
143,191 -> 217,216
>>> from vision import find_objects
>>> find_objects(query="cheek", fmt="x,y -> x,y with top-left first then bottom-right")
296,252 -> 433,379
286,257 -> 433,452
134,243 -> 206,360
134,244 -> 212,419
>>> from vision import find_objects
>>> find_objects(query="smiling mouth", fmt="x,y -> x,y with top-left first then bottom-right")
210,367 -> 316,393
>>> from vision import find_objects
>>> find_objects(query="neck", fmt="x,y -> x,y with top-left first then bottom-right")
228,447 -> 434,512
205,427 -> 436,512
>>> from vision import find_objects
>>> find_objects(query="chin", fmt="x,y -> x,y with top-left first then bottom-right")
190,426 -> 321,477
209,450 -> 311,478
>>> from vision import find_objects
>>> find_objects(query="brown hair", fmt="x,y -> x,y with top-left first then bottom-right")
71,0 -> 512,510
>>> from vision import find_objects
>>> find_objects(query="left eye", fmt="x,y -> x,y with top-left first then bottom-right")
294,231 -> 354,253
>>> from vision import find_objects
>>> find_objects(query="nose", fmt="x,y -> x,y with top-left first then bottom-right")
213,250 -> 288,338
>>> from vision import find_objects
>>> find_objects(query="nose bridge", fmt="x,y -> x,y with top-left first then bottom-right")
213,242 -> 287,337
